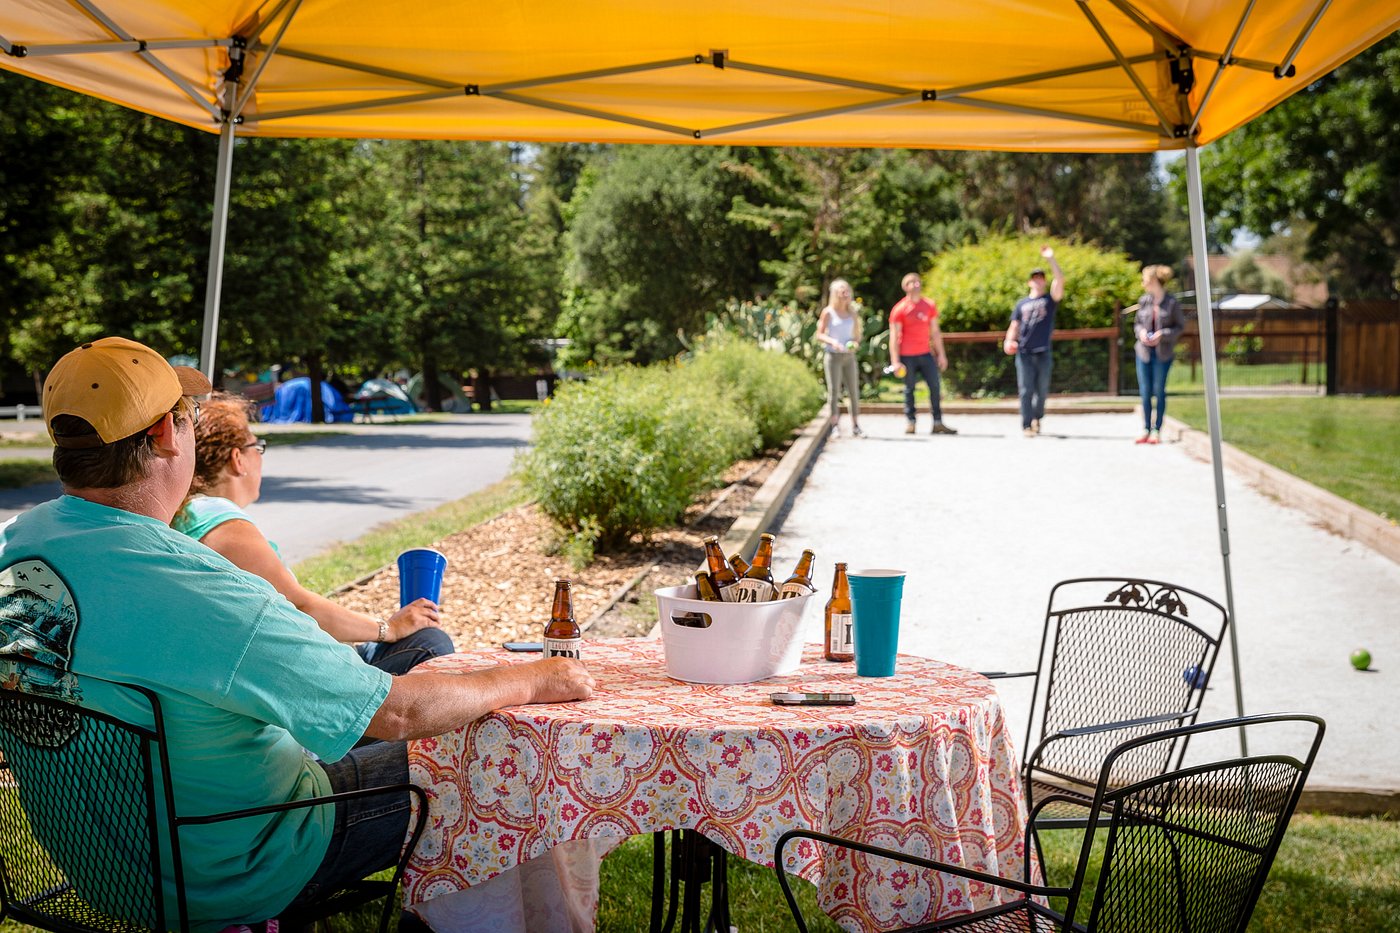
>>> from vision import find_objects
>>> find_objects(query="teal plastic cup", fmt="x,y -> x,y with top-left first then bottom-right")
397,548 -> 447,607
848,569 -> 906,677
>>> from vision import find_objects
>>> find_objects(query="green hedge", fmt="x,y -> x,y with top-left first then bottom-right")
517,344 -> 821,551
686,338 -> 825,449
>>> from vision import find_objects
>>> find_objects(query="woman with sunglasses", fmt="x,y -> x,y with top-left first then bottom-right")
174,392 -> 452,673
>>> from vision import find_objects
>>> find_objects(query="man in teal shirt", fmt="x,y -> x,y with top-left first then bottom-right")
0,337 -> 594,930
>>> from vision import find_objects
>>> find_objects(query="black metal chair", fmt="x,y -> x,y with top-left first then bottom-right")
776,713 -> 1324,933
982,577 -> 1229,823
0,675 -> 427,933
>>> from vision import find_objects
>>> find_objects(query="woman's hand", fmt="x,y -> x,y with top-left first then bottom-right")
387,597 -> 442,641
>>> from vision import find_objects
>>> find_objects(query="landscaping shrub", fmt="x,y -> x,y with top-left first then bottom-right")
517,365 -> 756,549
927,234 -> 1140,395
685,337 -> 825,449
695,298 -> 891,399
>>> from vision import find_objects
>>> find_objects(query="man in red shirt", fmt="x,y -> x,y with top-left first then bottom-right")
889,272 -> 957,435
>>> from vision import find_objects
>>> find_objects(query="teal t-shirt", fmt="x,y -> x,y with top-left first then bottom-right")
0,496 -> 390,930
174,495 -> 280,557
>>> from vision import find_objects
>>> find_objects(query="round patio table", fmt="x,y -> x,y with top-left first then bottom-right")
402,638 -> 1031,932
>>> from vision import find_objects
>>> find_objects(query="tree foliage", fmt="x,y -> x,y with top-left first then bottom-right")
1194,33 -> 1400,297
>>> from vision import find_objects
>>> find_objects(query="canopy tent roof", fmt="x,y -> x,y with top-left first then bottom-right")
3,1 -> 1397,153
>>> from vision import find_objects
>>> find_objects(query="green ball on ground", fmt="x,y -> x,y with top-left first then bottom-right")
1350,649 -> 1372,671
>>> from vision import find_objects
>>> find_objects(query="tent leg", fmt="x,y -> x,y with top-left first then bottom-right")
1185,145 -> 1247,754
199,118 -> 236,383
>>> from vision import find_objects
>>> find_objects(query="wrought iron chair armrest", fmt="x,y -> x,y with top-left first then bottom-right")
175,783 -> 426,827
977,670 -> 1036,680
1026,710 -> 1194,771
776,828 -> 1067,899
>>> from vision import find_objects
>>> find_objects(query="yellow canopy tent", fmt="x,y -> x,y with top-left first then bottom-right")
5,0 -> 1399,739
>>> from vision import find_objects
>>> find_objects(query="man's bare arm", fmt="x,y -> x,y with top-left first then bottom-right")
365,657 -> 594,741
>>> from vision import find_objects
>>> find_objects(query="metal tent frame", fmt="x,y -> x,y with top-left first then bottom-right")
0,0 -> 1368,752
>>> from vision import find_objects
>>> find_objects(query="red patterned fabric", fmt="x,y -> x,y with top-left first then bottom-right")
404,639 -> 1031,932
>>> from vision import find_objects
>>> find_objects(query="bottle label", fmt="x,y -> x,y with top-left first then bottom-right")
725,578 -> 778,603
829,613 -> 854,654
779,582 -> 814,599
544,637 -> 582,659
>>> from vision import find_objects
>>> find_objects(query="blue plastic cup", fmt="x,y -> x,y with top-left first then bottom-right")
848,569 -> 907,677
397,548 -> 447,608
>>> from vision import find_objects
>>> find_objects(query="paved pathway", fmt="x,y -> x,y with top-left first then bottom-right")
0,415 -> 532,564
770,412 -> 1400,790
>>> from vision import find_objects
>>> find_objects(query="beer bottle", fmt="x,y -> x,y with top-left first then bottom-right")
729,553 -> 750,578
693,570 -> 722,602
824,563 -> 854,661
779,549 -> 817,599
729,533 -> 778,603
702,535 -> 739,597
543,580 -> 582,659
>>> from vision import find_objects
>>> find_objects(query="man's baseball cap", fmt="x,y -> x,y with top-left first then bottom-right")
1028,268 -> 1047,278
43,337 -> 211,449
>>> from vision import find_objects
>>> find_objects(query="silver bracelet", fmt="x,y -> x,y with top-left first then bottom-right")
377,619 -> 390,643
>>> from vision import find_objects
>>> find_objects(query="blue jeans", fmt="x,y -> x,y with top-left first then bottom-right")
285,739 -> 413,910
1015,351 -> 1052,428
901,353 -> 943,422
357,626 -> 455,676
1136,354 -> 1173,431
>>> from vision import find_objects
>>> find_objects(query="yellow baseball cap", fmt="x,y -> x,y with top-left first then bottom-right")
43,337 -> 212,448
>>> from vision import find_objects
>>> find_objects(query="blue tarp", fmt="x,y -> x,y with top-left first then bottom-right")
351,378 -> 417,417
260,376 -> 354,423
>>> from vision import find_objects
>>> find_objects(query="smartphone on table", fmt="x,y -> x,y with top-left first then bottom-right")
770,692 -> 856,706
502,642 -> 543,652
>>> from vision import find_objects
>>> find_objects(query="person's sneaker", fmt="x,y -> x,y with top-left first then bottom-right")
905,421 -> 916,435
930,422 -> 958,435
1135,432 -> 1151,445
830,423 -> 841,438
852,425 -> 866,438
1148,430 -> 1161,445
1031,419 -> 1041,435
1023,427 -> 1035,437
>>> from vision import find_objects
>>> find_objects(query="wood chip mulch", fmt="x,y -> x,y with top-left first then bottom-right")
334,452 -> 780,650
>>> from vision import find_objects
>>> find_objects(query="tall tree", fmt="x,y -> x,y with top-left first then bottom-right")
1194,33 -> 1400,297
560,146 -> 775,364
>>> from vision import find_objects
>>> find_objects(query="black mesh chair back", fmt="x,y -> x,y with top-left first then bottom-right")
1,673 -> 426,933
1075,714 -> 1325,932
1027,578 -> 1228,796
0,680 -> 183,933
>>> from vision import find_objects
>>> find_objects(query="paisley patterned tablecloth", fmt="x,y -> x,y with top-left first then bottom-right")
404,638 -> 1030,932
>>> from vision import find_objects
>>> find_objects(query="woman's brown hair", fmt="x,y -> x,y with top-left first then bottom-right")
185,391 -> 258,498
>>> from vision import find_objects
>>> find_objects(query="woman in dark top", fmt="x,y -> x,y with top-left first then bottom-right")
1134,264 -> 1187,444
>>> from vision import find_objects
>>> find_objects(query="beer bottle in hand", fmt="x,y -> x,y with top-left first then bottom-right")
702,535 -> 739,597
779,549 -> 817,599
729,553 -> 750,578
693,570 -> 722,602
729,533 -> 778,603
824,563 -> 854,661
544,580 -> 582,659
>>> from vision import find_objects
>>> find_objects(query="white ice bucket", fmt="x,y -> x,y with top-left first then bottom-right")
655,584 -> 813,684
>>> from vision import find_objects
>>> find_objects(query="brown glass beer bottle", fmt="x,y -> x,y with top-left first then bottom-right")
824,563 -> 854,661
729,533 -> 778,602
693,570 -> 722,602
543,579 -> 582,659
779,549 -> 817,599
702,535 -> 739,597
728,553 -> 750,578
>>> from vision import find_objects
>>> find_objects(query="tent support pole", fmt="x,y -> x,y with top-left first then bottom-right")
1185,145 -> 1247,754
199,118 -> 236,382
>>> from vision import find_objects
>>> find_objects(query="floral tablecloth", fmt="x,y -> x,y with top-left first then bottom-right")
404,638 -> 1030,932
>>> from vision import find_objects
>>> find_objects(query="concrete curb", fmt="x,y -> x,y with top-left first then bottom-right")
1161,416 -> 1400,567
642,414 -> 832,639
1299,785 -> 1399,819
848,401 -> 1133,416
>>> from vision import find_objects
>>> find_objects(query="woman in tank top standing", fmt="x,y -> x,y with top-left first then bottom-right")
816,278 -> 865,438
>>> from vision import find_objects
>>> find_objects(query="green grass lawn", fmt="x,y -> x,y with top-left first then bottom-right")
0,458 -> 56,490
1170,396 -> 1400,521
1168,359 -> 1326,390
